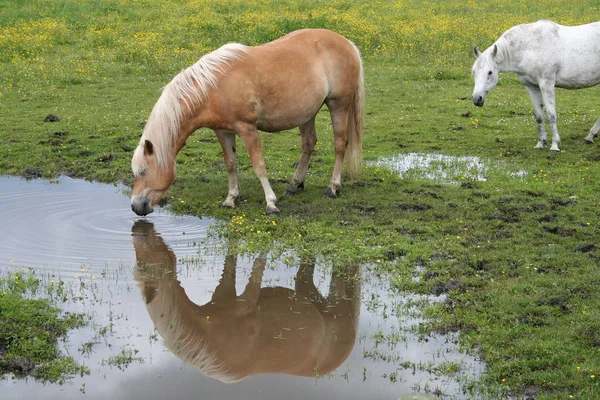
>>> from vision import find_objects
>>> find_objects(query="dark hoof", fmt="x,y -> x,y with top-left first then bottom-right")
323,188 -> 337,199
266,208 -> 280,216
284,182 -> 303,196
584,139 -> 594,144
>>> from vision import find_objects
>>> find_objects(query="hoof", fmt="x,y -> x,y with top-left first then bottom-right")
221,203 -> 235,209
284,182 -> 303,196
266,207 -> 280,216
549,145 -> 561,152
584,139 -> 594,144
323,188 -> 337,199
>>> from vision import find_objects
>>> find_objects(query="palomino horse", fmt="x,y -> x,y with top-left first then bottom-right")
131,29 -> 364,216
132,220 -> 361,382
472,20 -> 600,152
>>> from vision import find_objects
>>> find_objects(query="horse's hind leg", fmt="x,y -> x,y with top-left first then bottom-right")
324,100 -> 350,198
525,86 -> 548,149
285,117 -> 317,196
585,118 -> 600,143
215,130 -> 240,208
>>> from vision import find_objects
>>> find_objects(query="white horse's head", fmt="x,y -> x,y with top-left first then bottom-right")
472,45 -> 500,107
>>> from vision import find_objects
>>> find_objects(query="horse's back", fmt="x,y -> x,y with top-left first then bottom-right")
511,20 -> 600,52
506,20 -> 600,88
215,29 -> 361,132
258,28 -> 357,55
248,28 -> 361,88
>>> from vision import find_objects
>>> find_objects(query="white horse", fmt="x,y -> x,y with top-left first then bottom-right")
472,20 -> 600,152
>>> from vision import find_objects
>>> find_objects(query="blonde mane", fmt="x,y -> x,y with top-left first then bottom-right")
132,43 -> 248,174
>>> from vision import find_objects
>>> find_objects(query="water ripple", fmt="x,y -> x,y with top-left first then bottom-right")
0,176 -> 212,276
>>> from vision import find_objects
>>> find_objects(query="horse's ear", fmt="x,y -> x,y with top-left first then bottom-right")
492,45 -> 498,57
144,139 -> 154,156
473,47 -> 481,58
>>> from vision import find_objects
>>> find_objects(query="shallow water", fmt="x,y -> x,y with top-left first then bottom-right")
369,152 -> 527,183
0,176 -> 483,400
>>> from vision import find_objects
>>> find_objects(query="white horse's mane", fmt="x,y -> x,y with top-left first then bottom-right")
132,43 -> 248,174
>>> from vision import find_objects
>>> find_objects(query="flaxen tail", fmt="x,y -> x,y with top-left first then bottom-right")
346,42 -> 364,179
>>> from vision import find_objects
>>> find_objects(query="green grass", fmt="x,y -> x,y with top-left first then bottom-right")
0,270 -> 89,383
1,1 -> 600,398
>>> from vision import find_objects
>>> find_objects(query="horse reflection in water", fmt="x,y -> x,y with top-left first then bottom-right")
131,220 -> 360,382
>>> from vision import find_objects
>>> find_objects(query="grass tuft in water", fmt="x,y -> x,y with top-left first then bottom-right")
0,269 -> 89,383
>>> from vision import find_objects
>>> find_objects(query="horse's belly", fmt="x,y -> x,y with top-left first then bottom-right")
554,56 -> 600,88
256,101 -> 325,132
256,112 -> 320,132
555,73 -> 600,89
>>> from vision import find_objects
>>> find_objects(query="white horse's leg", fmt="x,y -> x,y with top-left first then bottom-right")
525,85 -> 548,149
236,123 -> 279,215
538,79 -> 561,152
585,118 -> 600,143
285,116 -> 317,196
215,130 -> 240,208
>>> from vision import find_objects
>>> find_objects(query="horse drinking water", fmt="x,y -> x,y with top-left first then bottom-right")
472,20 -> 600,152
131,29 -> 364,216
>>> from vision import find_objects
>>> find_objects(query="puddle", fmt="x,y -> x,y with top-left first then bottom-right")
369,152 -> 527,183
0,176 -> 484,399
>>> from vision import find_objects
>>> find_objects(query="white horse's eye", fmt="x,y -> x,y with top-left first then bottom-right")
488,71 -> 493,76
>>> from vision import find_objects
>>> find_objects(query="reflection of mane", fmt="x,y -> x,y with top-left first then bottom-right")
131,220 -> 361,383
132,221 -> 234,381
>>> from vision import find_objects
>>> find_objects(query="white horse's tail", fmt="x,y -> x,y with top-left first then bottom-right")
346,43 -> 364,179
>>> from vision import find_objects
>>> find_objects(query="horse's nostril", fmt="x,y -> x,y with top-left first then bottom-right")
131,197 -> 153,216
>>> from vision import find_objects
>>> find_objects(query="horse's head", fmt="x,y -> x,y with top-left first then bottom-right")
131,139 -> 176,216
472,45 -> 500,107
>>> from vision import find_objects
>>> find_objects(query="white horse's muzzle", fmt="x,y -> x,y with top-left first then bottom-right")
472,94 -> 485,107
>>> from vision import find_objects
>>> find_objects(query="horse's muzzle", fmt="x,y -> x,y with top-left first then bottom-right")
131,196 -> 154,216
472,95 -> 485,107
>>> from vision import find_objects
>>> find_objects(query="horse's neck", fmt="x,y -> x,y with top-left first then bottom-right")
494,36 -> 522,73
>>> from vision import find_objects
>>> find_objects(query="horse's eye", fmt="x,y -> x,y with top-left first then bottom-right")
139,169 -> 147,177
488,71 -> 493,76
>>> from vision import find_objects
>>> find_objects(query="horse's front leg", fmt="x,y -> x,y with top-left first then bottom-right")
585,118 -> 600,144
538,80 -> 561,152
524,85 -> 548,149
237,124 -> 279,215
211,250 -> 238,302
215,130 -> 240,208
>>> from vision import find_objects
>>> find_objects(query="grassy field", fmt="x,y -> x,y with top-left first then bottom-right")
1,0 -> 600,398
